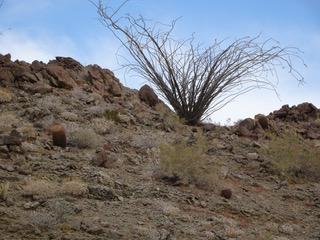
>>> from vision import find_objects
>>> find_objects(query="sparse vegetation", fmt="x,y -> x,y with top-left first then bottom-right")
69,128 -> 102,149
23,180 -> 59,199
0,88 -> 12,103
90,118 -> 115,135
261,130 -> 320,182
0,112 -> 20,133
104,109 -> 120,123
0,182 -> 9,200
158,133 -> 217,188
61,180 -> 88,197
155,103 -> 185,131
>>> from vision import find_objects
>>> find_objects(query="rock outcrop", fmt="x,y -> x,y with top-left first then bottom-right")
0,53 -> 123,98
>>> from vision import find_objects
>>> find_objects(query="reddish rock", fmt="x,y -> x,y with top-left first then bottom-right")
46,64 -> 76,89
138,84 -> 159,107
87,65 -> 122,97
49,57 -> 83,72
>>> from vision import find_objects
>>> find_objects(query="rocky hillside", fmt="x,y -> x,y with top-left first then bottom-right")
0,53 -> 319,240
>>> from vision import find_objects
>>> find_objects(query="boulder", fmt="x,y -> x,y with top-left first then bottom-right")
255,114 -> 269,130
46,64 -> 76,89
138,84 -> 159,107
0,130 -> 23,146
0,53 -> 11,64
236,118 -> 256,137
49,57 -> 83,72
86,65 -> 122,97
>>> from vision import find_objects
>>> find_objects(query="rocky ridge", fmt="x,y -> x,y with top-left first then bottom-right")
0,53 -> 320,240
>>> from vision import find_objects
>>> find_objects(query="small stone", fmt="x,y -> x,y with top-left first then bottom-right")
247,152 -> 259,160
220,189 -> 232,199
88,185 -> 117,200
200,201 -> 207,208
278,223 -> 294,235
252,141 -> 262,148
24,201 -> 41,210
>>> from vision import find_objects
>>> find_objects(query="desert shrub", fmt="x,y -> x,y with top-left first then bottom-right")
155,103 -> 185,131
0,182 -> 9,200
18,123 -> 38,140
0,112 -> 20,133
261,130 -> 320,182
23,180 -> 59,199
90,118 -> 116,135
104,109 -> 120,123
37,95 -> 65,114
69,128 -> 102,149
158,133 -> 216,188
61,180 -> 88,197
0,88 -> 12,103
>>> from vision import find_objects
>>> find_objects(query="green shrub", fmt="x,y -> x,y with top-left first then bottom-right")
104,109 -> 120,123
0,182 -> 9,200
158,134 -> 216,188
70,128 -> 102,149
261,130 -> 320,182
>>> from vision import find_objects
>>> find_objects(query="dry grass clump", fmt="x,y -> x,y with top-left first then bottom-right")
0,88 -> 13,103
0,112 -> 20,133
104,109 -> 121,123
158,133 -> 217,188
69,128 -> 103,149
90,118 -> 116,135
18,123 -> 38,140
261,130 -> 320,182
37,95 -> 65,114
23,180 -> 59,199
155,103 -> 185,131
0,182 -> 9,200
61,180 -> 88,197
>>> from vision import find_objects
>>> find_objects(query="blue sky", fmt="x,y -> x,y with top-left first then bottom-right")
0,0 -> 319,123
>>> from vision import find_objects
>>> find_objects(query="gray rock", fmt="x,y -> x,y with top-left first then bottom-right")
24,201 -> 41,210
247,152 -> 259,160
88,185 -> 117,200
278,223 -> 294,235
